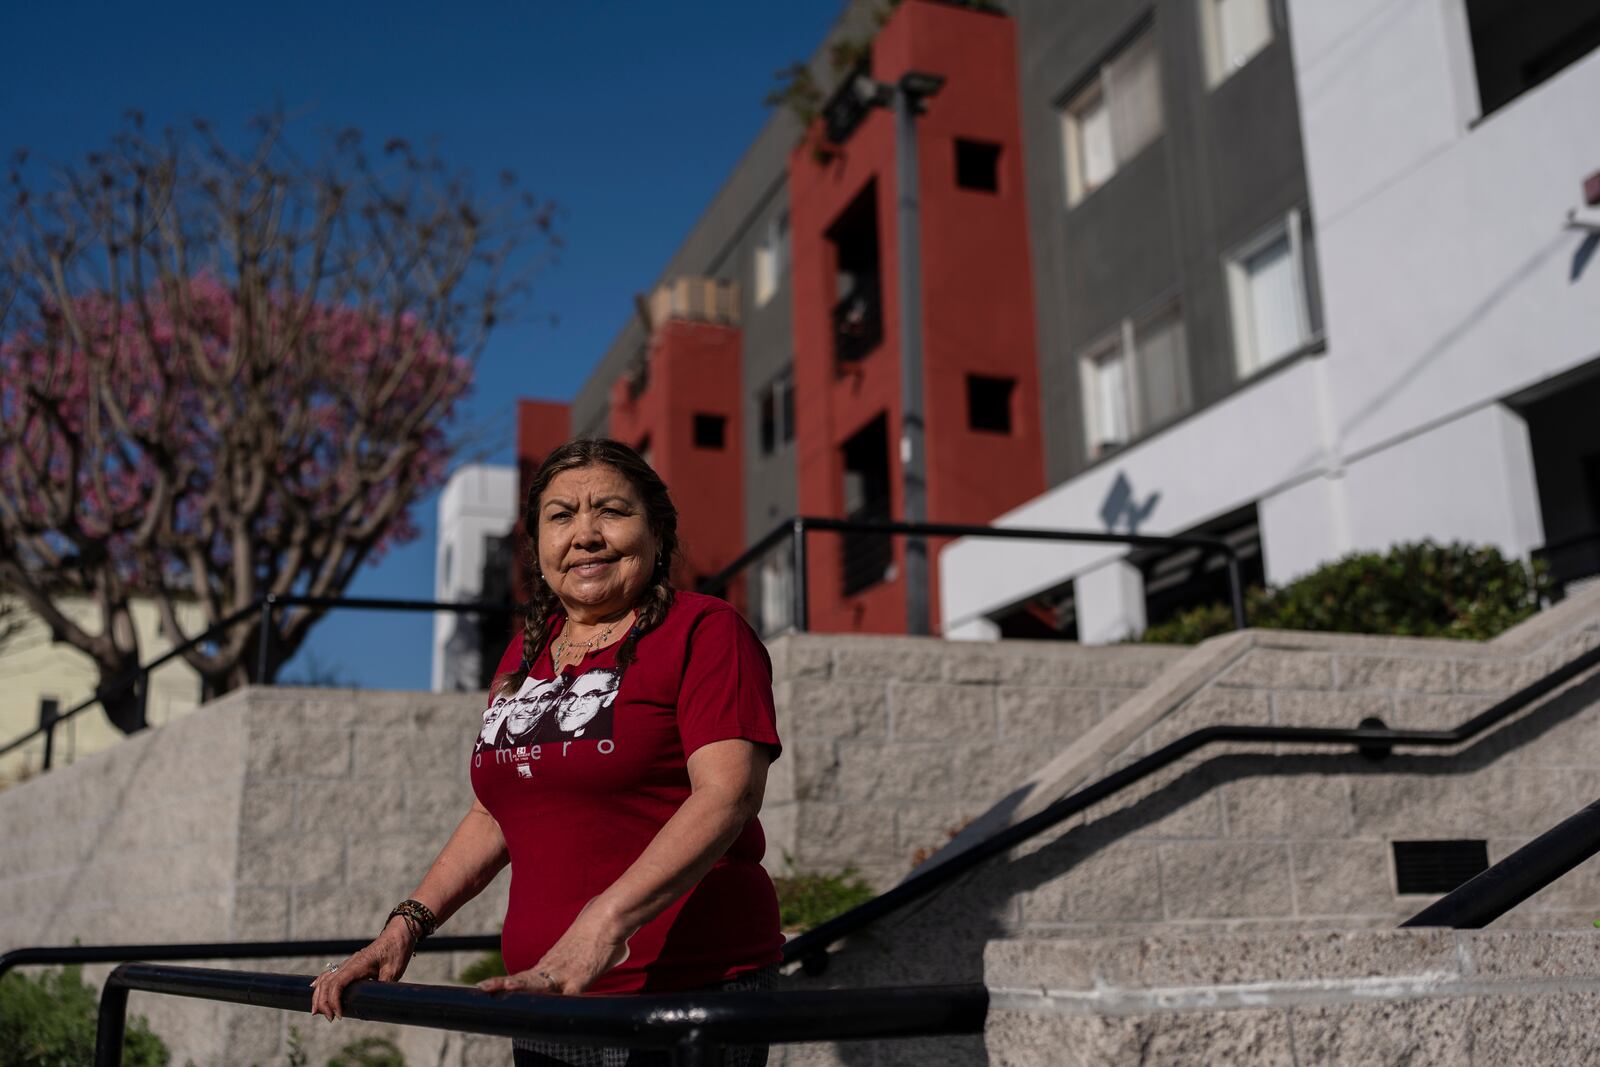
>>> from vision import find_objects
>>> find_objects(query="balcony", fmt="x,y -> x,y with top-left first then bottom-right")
648,276 -> 740,330
832,277 -> 884,364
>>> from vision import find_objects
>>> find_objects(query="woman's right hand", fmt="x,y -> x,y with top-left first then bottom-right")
308,919 -> 417,1020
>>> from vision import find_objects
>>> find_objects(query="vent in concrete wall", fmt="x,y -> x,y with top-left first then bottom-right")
1393,840 -> 1489,894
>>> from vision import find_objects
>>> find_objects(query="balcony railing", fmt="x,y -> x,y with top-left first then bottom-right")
648,277 -> 740,329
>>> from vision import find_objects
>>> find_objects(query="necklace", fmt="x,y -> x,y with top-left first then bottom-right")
551,611 -> 633,667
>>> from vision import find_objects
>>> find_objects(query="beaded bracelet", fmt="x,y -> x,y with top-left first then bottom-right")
385,898 -> 438,942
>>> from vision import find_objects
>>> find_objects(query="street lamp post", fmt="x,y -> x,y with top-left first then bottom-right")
825,68 -> 945,634
893,72 -> 944,635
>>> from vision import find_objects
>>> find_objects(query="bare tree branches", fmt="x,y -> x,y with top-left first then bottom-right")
0,114 -> 558,731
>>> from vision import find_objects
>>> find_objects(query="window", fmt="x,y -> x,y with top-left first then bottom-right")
1466,0 -> 1600,117
1226,209 -> 1314,377
1134,305 -> 1190,429
692,414 -> 726,450
757,369 -> 796,456
758,550 -> 795,637
1082,337 -> 1131,456
967,375 -> 1015,434
1079,301 -> 1192,459
1200,0 -> 1273,87
954,139 -> 1002,192
753,213 -> 790,308
1061,26 -> 1164,206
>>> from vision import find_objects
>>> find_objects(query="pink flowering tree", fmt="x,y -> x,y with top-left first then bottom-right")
0,115 -> 557,732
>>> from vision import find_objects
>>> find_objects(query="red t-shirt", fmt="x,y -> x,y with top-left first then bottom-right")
470,591 -> 784,993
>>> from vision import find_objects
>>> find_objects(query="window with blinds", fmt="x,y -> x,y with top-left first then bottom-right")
1060,26 -> 1165,206
1226,209 -> 1314,377
1080,300 -> 1192,459
1200,0 -> 1274,87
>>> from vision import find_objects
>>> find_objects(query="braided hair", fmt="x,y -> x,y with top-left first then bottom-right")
490,438 -> 680,701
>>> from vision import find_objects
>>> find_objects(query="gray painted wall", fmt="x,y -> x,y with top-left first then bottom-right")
1013,0 -> 1316,485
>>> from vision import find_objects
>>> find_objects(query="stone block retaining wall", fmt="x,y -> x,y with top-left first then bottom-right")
778,586 -> 1600,1065
0,686 -> 504,1067
761,636 -> 1183,888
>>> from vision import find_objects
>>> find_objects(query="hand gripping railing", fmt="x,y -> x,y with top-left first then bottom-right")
94,964 -> 986,1067
0,934 -> 500,983
780,637 -> 1600,973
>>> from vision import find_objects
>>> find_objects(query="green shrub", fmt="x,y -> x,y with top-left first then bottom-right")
1139,587 -> 1275,646
456,950 -> 507,985
326,1036 -> 405,1067
1139,541 -> 1549,645
0,965 -> 169,1067
772,863 -> 875,933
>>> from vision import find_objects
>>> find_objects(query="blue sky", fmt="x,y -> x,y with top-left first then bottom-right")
0,0 -> 845,689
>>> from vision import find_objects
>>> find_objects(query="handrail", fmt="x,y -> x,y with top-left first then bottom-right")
1402,795 -> 1600,928
95,963 -> 987,1067
0,593 -> 519,767
698,514 -> 1249,634
779,636 -> 1600,972
0,933 -> 500,982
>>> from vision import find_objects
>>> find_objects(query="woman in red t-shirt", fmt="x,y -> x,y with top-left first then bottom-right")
311,438 -> 784,1066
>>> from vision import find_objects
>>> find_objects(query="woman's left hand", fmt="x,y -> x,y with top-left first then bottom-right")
477,900 -> 631,996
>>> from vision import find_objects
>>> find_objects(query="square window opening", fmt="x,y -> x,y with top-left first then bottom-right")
967,374 -> 1015,434
692,414 -> 726,450
955,139 -> 1002,192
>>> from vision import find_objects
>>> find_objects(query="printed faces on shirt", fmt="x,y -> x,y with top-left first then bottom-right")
476,668 -> 623,754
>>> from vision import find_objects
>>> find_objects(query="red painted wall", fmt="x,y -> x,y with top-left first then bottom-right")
607,319 -> 745,595
787,0 -> 1045,634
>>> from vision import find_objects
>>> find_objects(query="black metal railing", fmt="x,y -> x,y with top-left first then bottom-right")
0,593 -> 517,774
699,515 -> 1250,635
779,635 -> 1600,973
93,963 -> 985,1067
0,934 -> 500,984
1402,795 -> 1600,928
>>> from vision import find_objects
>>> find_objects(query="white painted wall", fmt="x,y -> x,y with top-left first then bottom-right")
431,464 -> 516,691
1293,3 -> 1600,460
941,4 -> 1600,640
940,355 -> 1330,636
1342,402 -> 1545,562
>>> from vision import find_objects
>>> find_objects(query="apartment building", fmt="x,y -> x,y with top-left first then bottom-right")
534,0 -> 1600,642
0,598 -> 204,783
542,0 -> 1044,636
943,0 -> 1600,640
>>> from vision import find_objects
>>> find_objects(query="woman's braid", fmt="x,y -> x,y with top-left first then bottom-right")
616,568 -> 675,669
